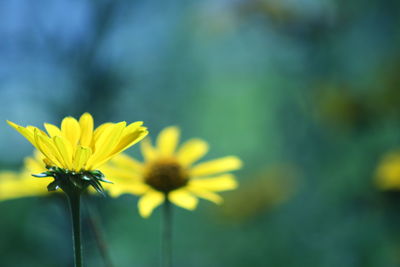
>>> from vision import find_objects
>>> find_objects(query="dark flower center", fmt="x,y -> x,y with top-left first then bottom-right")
144,159 -> 188,193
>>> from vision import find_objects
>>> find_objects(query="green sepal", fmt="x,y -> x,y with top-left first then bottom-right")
32,171 -> 54,178
98,176 -> 113,184
33,167 -> 111,196
88,179 -> 105,195
90,170 -> 104,178
47,180 -> 60,191
81,175 -> 92,181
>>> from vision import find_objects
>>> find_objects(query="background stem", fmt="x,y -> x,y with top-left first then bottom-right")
84,199 -> 114,267
68,192 -> 83,267
162,195 -> 172,267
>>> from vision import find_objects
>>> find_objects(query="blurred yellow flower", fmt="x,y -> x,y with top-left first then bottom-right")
376,151 -> 400,190
219,165 -> 299,223
0,152 -> 50,201
7,113 -> 148,172
103,126 -> 242,218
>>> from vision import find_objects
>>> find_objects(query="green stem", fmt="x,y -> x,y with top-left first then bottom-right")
162,195 -> 172,267
67,192 -> 83,267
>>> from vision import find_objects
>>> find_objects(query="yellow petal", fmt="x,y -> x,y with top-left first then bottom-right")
79,113 -> 94,147
98,132 -> 148,168
177,138 -> 209,167
7,121 -> 37,148
0,172 -> 51,201
43,158 -> 53,167
108,153 -> 143,173
94,122 -> 126,153
24,155 -> 46,174
140,138 -> 157,162
93,123 -> 113,142
168,189 -> 198,210
61,117 -> 81,147
102,166 -> 142,181
107,180 -> 150,197
44,123 -> 62,137
87,122 -> 126,169
187,185 -> 223,204
138,190 -> 165,218
27,125 -> 47,136
190,156 -> 242,177
156,126 -> 180,156
53,136 -> 74,170
190,174 -> 238,192
73,146 -> 92,172
35,131 -> 64,168
106,123 -> 148,161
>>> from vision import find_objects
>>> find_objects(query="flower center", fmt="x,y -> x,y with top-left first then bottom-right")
144,159 -> 188,193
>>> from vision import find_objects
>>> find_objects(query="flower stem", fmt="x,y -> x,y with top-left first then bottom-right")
162,195 -> 172,267
67,191 -> 83,267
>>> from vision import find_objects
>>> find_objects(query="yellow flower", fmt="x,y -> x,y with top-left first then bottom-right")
0,152 -> 51,201
7,113 -> 148,172
7,113 -> 148,194
376,151 -> 400,190
103,126 -> 242,218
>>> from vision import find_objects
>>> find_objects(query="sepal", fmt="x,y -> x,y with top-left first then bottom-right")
47,180 -> 60,191
32,167 -> 110,195
32,171 -> 55,178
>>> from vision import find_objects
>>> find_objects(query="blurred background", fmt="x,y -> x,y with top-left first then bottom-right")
0,0 -> 400,266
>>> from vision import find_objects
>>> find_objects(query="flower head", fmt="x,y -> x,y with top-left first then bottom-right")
103,126 -> 242,218
7,113 -> 148,194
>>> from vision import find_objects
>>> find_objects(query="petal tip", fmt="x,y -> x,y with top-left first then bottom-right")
6,120 -> 18,128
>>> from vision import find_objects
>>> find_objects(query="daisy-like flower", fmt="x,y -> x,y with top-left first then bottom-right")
103,126 -> 242,218
7,113 -> 148,194
0,151 -> 115,266
7,113 -> 147,267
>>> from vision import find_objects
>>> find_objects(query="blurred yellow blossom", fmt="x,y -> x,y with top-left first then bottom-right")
376,151 -> 400,190
103,126 -> 242,218
219,165 -> 299,223
0,152 -> 51,201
